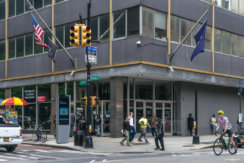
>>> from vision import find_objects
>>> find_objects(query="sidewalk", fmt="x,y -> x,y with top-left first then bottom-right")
22,134 -> 215,153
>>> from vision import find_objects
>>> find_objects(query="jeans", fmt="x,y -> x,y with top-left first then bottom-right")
151,128 -> 157,136
211,124 -> 216,133
139,128 -> 148,141
129,126 -> 136,142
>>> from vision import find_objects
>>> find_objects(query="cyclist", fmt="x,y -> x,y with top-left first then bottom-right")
216,110 -> 237,153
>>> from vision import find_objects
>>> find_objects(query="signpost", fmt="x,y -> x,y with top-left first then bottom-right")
80,76 -> 99,86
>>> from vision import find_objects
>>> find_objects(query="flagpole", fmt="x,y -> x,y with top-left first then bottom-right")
169,0 -> 216,64
25,0 -> 77,69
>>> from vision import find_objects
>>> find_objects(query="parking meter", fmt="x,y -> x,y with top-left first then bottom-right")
56,94 -> 70,144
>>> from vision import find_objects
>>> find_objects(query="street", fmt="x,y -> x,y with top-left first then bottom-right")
0,144 -> 243,163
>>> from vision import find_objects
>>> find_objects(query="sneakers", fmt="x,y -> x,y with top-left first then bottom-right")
138,139 -> 143,142
154,147 -> 160,150
120,142 -> 123,146
160,148 -> 165,151
130,141 -> 134,144
145,140 -> 149,144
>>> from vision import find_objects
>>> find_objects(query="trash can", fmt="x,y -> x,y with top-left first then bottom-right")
74,130 -> 84,146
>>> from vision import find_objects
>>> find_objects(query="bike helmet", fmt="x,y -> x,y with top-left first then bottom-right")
218,110 -> 224,115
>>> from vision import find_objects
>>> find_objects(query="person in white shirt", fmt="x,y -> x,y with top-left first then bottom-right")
128,112 -> 136,144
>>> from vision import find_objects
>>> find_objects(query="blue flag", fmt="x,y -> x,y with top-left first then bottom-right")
191,20 -> 208,61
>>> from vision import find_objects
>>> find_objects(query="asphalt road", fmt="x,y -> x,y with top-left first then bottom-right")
0,144 -> 243,163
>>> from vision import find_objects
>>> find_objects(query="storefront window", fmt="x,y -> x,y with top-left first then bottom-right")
127,7 -> 139,36
155,81 -> 172,100
11,87 -> 22,98
135,79 -> 153,100
39,103 -> 51,130
142,7 -> 154,38
98,81 -> 110,100
58,83 -> 65,95
24,86 -> 36,103
24,104 -> 36,129
113,10 -> 126,38
38,84 -> 51,102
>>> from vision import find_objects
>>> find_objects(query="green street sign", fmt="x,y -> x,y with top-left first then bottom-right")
91,76 -> 100,81
80,81 -> 87,86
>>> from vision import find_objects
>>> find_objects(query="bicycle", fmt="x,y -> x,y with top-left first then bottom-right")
213,131 -> 238,156
32,127 -> 47,143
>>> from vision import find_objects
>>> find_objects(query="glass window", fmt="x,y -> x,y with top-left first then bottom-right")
100,14 -> 109,40
11,87 -> 22,98
113,10 -> 126,38
16,0 -> 24,15
171,16 -> 180,42
98,81 -> 110,100
0,89 -> 4,99
34,36 -> 44,54
56,0 -> 64,3
44,29 -> 51,52
240,0 -> 244,15
38,84 -> 51,102
155,81 -> 172,100
16,36 -> 24,58
142,7 -> 154,38
230,33 -> 239,56
8,38 -> 15,59
58,83 -> 65,95
9,0 -> 15,17
65,22 -> 74,48
0,41 -> 5,61
205,26 -> 212,50
39,103 -> 51,130
180,19 -> 192,45
231,0 -> 239,13
44,0 -> 52,6
67,82 -> 74,101
34,0 -> 43,9
215,29 -> 221,52
239,36 -> 244,58
24,104 -> 36,130
221,30 -> 231,54
25,0 -> 33,12
25,33 -> 33,55
91,17 -> 98,41
56,25 -> 64,49
135,79 -> 153,100
222,0 -> 230,10
0,0 -> 5,20
155,11 -> 167,40
127,7 -> 139,36
24,86 -> 36,103
215,0 -> 222,7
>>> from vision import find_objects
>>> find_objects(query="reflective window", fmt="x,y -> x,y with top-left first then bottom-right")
39,103 -> 51,130
231,0 -> 239,13
38,84 -> 51,102
0,41 -> 5,61
240,0 -> 244,15
44,29 -> 51,52
98,81 -> 110,100
16,0 -> 24,15
34,36 -> 44,54
24,86 -> 36,103
113,10 -> 126,38
100,14 -> 109,40
65,22 -> 74,48
16,36 -> 24,58
34,0 -> 43,9
9,0 -> 15,17
142,7 -> 154,38
56,25 -> 64,49
239,36 -> 244,58
24,104 -> 36,129
25,33 -> 33,55
44,0 -> 52,6
221,30 -> 231,54
155,81 -> 172,100
222,0 -> 230,10
91,17 -> 98,41
56,0 -> 64,3
0,0 -> 5,20
155,11 -> 167,40
180,19 -> 192,45
9,38 -> 15,59
215,29 -> 221,52
67,82 -> 74,101
215,0 -> 222,7
230,33 -> 239,56
127,7 -> 139,36
135,79 -> 153,100
171,16 -> 180,42
205,26 -> 212,50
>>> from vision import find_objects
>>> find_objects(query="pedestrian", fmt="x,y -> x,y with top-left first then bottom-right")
150,113 -> 158,137
70,113 -> 76,137
210,114 -> 217,134
154,119 -> 165,151
78,116 -> 87,133
128,112 -> 136,144
120,117 -> 130,146
95,115 -> 101,136
187,114 -> 194,136
138,114 -> 151,143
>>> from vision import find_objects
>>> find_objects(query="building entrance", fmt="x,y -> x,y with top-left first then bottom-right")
97,100 -> 110,136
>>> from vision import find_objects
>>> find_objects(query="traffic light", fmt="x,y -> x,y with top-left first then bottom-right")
81,25 -> 92,47
70,24 -> 81,47
90,96 -> 100,107
81,97 -> 87,107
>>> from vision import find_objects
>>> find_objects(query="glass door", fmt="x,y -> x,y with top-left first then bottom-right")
164,103 -> 172,135
100,100 -> 110,136
135,101 -> 144,132
146,102 -> 153,132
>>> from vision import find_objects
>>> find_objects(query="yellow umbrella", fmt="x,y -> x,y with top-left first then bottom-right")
1,97 -> 28,106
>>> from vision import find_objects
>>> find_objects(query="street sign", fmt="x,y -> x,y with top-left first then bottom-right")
80,81 -> 87,86
38,96 -> 46,102
91,76 -> 100,81
85,46 -> 97,64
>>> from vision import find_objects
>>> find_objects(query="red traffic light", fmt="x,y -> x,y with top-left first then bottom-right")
86,26 -> 90,31
71,26 -> 75,31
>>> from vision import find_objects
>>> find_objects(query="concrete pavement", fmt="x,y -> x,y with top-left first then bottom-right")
22,134 -> 216,153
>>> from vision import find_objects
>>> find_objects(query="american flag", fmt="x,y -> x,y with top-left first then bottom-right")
31,14 -> 48,48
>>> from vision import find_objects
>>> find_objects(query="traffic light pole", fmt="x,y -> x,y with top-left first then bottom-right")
86,0 -> 92,131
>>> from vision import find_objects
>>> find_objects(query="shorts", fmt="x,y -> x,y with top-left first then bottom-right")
225,130 -> 233,137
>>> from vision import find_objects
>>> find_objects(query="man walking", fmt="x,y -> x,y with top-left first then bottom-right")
128,112 -> 136,144
154,119 -> 165,151
138,114 -> 151,143
150,113 -> 158,137
187,114 -> 194,136
120,117 -> 130,146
